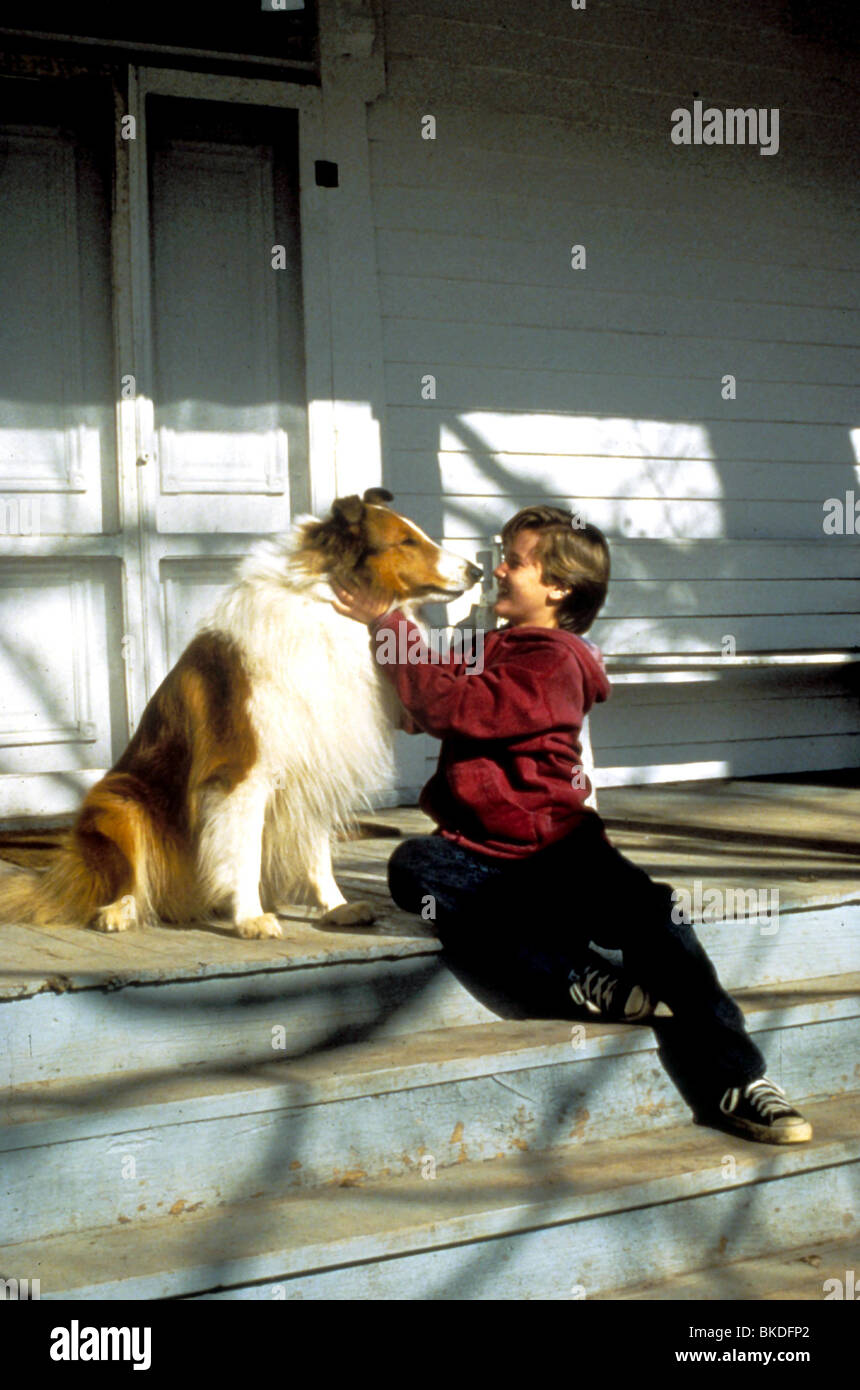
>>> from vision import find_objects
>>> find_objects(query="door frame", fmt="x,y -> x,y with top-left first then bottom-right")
115,65 -> 343,719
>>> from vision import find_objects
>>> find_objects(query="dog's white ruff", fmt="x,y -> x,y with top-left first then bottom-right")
195,523 -> 405,924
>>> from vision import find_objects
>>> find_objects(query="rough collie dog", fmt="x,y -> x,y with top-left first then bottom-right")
0,489 -> 481,939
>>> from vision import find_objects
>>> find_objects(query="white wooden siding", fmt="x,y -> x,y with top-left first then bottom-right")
370,0 -> 860,788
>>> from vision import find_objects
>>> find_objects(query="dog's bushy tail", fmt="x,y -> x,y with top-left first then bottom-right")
0,848 -> 115,926
0,781 -> 149,927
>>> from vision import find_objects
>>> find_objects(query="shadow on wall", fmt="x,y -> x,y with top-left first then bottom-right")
380,402 -> 859,784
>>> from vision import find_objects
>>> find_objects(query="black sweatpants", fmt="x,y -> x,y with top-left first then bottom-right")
387,815 -> 766,1113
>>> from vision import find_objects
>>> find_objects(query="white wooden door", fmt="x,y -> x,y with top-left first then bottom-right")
132,87 -> 311,686
0,69 -> 319,823
0,75 -> 128,821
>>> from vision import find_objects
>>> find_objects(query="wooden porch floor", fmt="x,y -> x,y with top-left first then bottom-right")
0,772 -> 857,1001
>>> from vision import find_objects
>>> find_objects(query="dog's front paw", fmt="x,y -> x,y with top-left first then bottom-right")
235,913 -> 284,940
320,900 -> 377,928
91,896 -> 138,933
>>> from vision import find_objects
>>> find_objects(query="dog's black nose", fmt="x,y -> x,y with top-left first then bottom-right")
467,562 -> 483,584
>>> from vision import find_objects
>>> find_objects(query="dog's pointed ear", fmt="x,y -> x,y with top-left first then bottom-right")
363,487 -> 394,507
331,494 -> 364,526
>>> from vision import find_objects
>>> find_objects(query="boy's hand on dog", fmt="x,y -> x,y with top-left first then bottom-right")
330,581 -> 390,625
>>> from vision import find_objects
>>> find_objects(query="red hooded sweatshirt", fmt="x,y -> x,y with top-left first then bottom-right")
368,609 -> 611,859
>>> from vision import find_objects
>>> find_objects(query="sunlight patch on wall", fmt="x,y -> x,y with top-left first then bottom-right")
595,761 -> 730,787
437,414 -> 723,540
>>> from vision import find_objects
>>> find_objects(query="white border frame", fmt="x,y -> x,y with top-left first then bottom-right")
135,67 -> 337,509
118,66 -> 340,698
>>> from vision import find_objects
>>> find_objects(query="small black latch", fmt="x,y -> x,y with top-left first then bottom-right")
315,160 -> 339,187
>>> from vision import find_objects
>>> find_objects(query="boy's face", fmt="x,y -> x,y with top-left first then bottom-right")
493,528 -> 567,628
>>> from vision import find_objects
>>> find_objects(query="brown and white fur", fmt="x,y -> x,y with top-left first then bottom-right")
0,489 -> 481,939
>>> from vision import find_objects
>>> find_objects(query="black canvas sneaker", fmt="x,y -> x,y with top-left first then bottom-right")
699,1076 -> 813,1144
568,962 -> 656,1022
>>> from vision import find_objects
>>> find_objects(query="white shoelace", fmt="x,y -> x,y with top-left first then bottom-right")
721,1076 -> 793,1119
575,967 -> 617,1012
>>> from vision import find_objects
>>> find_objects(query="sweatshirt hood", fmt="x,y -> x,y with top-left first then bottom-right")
488,624 -> 611,706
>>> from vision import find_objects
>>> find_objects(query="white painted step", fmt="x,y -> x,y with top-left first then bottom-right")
2,977 -> 857,1247
1,899 -> 857,1088
601,1234 -> 860,1300
6,1092 -> 856,1300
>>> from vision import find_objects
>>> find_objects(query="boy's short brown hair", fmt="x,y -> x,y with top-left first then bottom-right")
500,505 -> 610,634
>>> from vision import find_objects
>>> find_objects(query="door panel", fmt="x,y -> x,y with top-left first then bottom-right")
160,557 -> 240,670
0,82 -> 117,532
0,76 -> 129,818
0,559 -> 124,778
152,143 -> 285,503
146,96 -> 307,539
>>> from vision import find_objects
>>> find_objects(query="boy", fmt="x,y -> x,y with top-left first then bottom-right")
331,505 -> 812,1144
